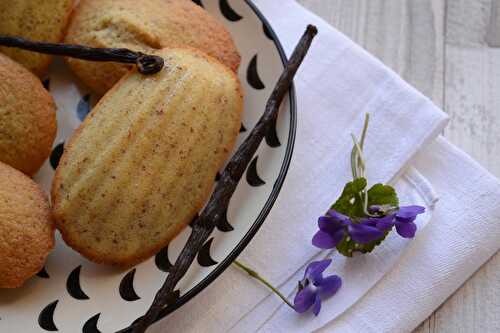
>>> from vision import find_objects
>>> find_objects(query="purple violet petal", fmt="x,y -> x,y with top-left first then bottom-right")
395,220 -> 417,238
293,286 -> 316,313
395,215 -> 417,224
375,214 -> 395,231
360,218 -> 377,227
312,229 -> 345,249
318,275 -> 342,298
305,259 -> 332,281
312,231 -> 336,249
312,294 -> 322,316
318,216 -> 344,233
327,210 -> 350,223
348,223 -> 385,244
360,215 -> 394,231
396,205 -> 425,219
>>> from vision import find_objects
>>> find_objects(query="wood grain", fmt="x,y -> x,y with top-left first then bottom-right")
297,0 -> 500,332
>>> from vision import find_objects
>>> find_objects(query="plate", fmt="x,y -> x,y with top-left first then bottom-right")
0,0 -> 296,332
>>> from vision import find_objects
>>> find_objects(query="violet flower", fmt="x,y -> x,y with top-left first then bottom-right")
313,205 -> 426,251
393,205 -> 426,238
362,205 -> 426,238
293,259 -> 342,315
348,222 -> 385,244
312,210 -> 385,249
311,210 -> 349,249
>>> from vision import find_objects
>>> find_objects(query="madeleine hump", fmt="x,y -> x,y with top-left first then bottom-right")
65,0 -> 241,94
0,162 -> 55,288
51,48 -> 243,266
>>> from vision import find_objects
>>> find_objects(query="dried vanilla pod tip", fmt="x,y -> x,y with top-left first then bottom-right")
64,0 -> 241,94
0,35 -> 164,76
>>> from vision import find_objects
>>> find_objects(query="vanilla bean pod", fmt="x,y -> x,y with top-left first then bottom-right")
0,35 -> 164,74
119,24 -> 318,333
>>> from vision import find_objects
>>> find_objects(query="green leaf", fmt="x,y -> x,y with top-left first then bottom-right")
331,181 -> 399,257
336,230 -> 390,257
367,183 -> 399,208
331,178 -> 367,218
336,235 -> 356,257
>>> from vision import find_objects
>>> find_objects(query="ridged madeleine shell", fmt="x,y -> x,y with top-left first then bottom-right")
51,48 -> 243,266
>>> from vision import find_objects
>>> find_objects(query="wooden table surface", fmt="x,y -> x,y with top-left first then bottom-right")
297,0 -> 500,332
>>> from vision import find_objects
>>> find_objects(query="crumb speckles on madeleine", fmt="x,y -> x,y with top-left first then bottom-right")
0,53 -> 57,175
64,0 -> 240,94
0,0 -> 74,76
51,48 -> 243,266
0,162 -> 54,288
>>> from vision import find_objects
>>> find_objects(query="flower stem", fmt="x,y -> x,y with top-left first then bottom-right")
359,113 -> 370,150
351,134 -> 366,178
350,144 -> 358,179
350,113 -> 377,216
233,260 -> 295,309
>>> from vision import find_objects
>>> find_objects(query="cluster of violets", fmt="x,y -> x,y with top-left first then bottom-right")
312,205 -> 426,250
238,114 -> 427,317
293,205 -> 425,315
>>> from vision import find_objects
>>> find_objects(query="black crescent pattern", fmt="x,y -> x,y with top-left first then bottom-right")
219,0 -> 243,21
114,0 -> 297,326
66,265 -> 89,300
36,266 -> 50,279
49,142 -> 64,170
215,208 -> 234,232
119,269 -> 141,301
23,2 -> 297,331
246,155 -> 266,187
77,94 -> 92,121
247,55 -> 266,90
215,171 -> 222,182
197,237 -> 218,267
263,23 -> 273,40
265,117 -> 281,148
82,313 -> 102,333
38,300 -> 58,331
42,78 -> 50,90
240,123 -> 247,133
155,246 -> 173,273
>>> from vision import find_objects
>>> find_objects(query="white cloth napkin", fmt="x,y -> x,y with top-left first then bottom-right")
231,137 -> 500,333
229,166 -> 438,333
150,1 -> 500,332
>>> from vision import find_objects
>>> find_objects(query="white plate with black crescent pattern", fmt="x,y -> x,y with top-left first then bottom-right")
0,1 -> 296,332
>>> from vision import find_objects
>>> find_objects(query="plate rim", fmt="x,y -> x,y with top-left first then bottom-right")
139,0 -> 297,327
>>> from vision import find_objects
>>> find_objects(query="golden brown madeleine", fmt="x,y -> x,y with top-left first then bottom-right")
0,53 -> 57,175
0,162 -> 55,288
52,48 -> 243,266
0,0 -> 74,76
64,0 -> 240,95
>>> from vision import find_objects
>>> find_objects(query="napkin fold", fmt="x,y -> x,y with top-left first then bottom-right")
234,0 -> 448,289
316,137 -> 500,333
230,165 -> 438,333
233,137 -> 500,333
150,1 -> 500,332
